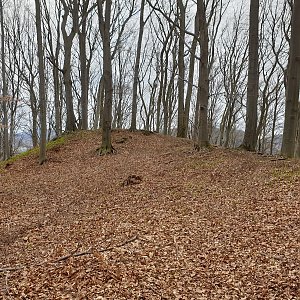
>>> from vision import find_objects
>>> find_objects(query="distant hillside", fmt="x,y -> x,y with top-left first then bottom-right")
0,130 -> 299,299
14,131 -> 33,153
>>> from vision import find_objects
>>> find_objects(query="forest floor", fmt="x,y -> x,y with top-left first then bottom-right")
0,130 -> 299,299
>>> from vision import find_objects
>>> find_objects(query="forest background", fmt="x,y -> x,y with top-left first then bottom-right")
0,0 -> 299,162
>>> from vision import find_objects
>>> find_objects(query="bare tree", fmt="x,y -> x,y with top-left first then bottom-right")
97,0 -> 114,154
11,11 -> 39,147
0,0 -> 9,160
78,0 -> 97,130
255,0 -> 286,153
194,0 -> 209,148
218,10 -> 248,148
44,0 -> 62,136
241,0 -> 259,151
176,0 -> 186,138
130,0 -> 146,131
94,0 -> 136,131
281,0 -> 300,157
35,0 -> 47,164
154,15 -> 176,134
61,0 -> 78,132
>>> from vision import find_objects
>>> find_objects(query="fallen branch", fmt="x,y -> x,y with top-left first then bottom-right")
55,244 -> 84,262
0,236 -> 139,272
56,235 -> 138,263
98,235 -> 138,252
270,157 -> 286,161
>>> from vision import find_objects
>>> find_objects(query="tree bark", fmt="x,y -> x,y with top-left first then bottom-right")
44,0 -> 62,136
176,0 -> 186,138
130,0 -> 146,131
35,0 -> 47,164
97,0 -> 113,154
93,76 -> 104,130
195,0 -> 209,148
61,0 -> 78,132
78,0 -> 92,130
242,0 -> 259,151
184,10 -> 199,137
281,0 -> 300,157
0,0 -> 9,160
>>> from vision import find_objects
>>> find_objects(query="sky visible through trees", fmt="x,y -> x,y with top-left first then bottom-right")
0,0 -> 299,159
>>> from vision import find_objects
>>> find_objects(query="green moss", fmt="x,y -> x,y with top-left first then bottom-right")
0,148 -> 38,167
271,167 -> 300,181
0,136 -> 66,169
68,129 -> 94,140
45,136 -> 66,150
187,156 -> 223,170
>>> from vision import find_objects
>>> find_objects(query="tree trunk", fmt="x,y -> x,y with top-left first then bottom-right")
93,76 -> 104,130
61,0 -> 78,132
176,0 -> 186,138
98,0 -> 113,154
195,0 -> 209,148
79,1 -> 90,130
79,31 -> 89,130
45,0 -> 62,136
281,0 -> 300,157
35,0 -> 47,164
157,33 -> 171,134
296,102 -> 300,157
53,57 -> 62,136
242,0 -> 259,151
184,10 -> 199,137
0,0 -> 9,160
116,48 -> 123,128
130,0 -> 146,131
63,48 -> 77,132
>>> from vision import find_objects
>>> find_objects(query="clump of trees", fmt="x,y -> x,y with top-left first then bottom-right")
0,0 -> 299,161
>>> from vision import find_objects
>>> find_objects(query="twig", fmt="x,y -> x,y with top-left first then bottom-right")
173,236 -> 179,260
0,266 -> 24,273
5,271 -> 13,299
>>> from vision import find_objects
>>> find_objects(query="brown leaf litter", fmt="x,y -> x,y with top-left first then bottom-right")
0,129 -> 299,299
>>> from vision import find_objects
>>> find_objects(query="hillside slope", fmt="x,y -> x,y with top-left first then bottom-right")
0,130 -> 299,299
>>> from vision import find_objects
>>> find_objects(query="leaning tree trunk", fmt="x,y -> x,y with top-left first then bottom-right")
281,0 -> 300,158
241,0 -> 259,151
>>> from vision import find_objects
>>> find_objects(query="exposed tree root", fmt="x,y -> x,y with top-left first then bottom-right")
194,142 -> 210,151
97,145 -> 116,156
238,143 -> 255,152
